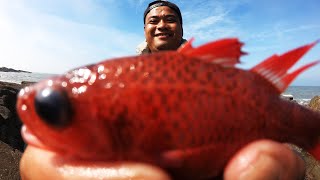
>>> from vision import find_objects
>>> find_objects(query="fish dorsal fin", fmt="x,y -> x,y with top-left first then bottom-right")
178,38 -> 246,67
251,40 -> 319,93
178,37 -> 195,53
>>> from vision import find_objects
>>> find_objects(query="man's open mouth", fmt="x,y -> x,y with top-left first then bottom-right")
155,33 -> 172,38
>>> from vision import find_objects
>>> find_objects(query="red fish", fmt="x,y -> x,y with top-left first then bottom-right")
17,38 -> 320,179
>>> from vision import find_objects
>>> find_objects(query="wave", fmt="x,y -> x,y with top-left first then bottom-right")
294,99 -> 311,106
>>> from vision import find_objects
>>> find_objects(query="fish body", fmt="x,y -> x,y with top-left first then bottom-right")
17,38 -> 320,179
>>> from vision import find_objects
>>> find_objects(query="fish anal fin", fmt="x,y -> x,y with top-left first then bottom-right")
161,144 -> 225,178
250,41 -> 318,93
179,38 -> 246,67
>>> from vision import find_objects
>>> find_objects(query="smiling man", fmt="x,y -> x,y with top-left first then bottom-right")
136,0 -> 187,54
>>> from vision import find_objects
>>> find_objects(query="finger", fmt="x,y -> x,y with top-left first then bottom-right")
20,146 -> 172,180
224,140 -> 305,180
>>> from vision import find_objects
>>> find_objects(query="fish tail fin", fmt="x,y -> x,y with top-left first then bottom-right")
281,60 -> 320,90
250,40 -> 319,93
308,139 -> 320,161
178,38 -> 246,67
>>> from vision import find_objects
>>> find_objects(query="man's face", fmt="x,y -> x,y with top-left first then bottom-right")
144,6 -> 183,52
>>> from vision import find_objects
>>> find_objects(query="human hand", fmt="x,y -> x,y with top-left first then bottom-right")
20,146 -> 171,180
224,140 -> 305,180
20,140 -> 305,180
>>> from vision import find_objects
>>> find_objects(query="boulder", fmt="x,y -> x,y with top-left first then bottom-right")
0,141 -> 22,180
20,81 -> 36,86
0,81 -> 25,180
0,82 -> 25,151
308,96 -> 320,112
0,67 -> 31,73
0,106 -> 11,120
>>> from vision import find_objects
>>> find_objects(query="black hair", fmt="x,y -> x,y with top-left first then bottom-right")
143,0 -> 183,25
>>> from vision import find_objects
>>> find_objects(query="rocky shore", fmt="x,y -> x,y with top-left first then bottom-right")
0,80 -> 319,179
0,67 -> 31,73
0,81 -> 26,180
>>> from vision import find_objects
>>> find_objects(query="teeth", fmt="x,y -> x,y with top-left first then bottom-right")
157,34 -> 169,36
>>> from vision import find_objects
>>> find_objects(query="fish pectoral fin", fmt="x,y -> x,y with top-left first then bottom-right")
250,40 -> 319,93
160,144 -> 227,178
178,38 -> 246,67
308,138 -> 320,161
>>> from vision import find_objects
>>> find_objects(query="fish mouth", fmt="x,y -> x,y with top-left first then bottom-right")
21,125 -> 48,150
21,125 -> 80,161
21,125 -> 98,163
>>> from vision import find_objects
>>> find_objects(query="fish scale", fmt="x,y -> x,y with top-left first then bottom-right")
17,38 -> 320,179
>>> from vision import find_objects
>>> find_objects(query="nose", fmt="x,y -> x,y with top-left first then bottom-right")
157,20 -> 168,30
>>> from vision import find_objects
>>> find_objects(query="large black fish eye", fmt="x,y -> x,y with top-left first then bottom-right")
34,88 -> 72,128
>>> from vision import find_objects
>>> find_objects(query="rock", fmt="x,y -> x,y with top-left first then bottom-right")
0,82 -> 23,90
0,81 -> 26,179
0,106 -> 11,120
308,96 -> 320,112
0,67 -> 31,73
290,95 -> 320,180
288,144 -> 320,180
0,141 -> 22,180
0,82 -> 25,152
20,81 -> 36,86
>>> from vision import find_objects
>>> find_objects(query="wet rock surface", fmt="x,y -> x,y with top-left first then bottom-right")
0,141 -> 22,180
0,81 -> 25,180
0,82 -> 25,152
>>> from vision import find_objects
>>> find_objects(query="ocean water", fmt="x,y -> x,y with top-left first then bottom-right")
283,86 -> 320,105
0,72 -> 54,84
0,72 -> 319,104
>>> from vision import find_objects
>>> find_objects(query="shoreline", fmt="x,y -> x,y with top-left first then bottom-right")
0,71 -> 54,85
0,67 -> 31,73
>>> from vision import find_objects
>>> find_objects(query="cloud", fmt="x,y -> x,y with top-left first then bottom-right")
0,0 -> 319,85
246,24 -> 320,42
0,1 -> 143,74
188,12 -> 228,31
181,1 -> 243,43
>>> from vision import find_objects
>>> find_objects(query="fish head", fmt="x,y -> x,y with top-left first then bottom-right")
16,64 -> 128,160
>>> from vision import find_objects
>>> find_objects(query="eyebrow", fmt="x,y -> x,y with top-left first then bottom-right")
147,14 -> 177,20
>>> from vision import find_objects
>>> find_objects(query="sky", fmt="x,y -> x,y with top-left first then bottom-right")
0,0 -> 319,86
